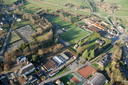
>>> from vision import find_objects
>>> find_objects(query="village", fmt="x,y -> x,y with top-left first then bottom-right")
0,0 -> 128,85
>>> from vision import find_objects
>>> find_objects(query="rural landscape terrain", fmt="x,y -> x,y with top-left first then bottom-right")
0,0 -> 128,85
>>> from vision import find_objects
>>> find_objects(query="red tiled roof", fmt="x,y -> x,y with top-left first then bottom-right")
78,65 -> 96,78
89,26 -> 101,32
43,59 -> 57,71
93,23 -> 106,30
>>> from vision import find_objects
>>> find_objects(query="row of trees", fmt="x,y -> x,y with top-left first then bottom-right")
82,49 -> 95,61
106,45 -> 127,85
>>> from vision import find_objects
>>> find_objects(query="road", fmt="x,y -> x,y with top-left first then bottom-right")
39,70 -> 73,85
0,25 -> 12,60
39,58 -> 89,85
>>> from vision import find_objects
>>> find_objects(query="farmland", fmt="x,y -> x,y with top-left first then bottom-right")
43,0 -> 89,8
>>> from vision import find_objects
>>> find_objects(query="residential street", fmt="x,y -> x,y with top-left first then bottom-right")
0,25 -> 12,60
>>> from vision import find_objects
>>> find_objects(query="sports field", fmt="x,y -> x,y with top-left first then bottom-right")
46,16 -> 91,44
67,73 -> 83,85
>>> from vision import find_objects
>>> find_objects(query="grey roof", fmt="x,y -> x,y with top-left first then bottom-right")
83,73 -> 106,85
98,53 -> 111,67
19,63 -> 35,75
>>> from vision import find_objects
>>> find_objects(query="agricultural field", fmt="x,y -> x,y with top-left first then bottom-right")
9,31 -> 21,44
45,16 -> 91,44
43,0 -> 89,7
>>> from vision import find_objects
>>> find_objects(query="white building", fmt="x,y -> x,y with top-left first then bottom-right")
18,63 -> 35,75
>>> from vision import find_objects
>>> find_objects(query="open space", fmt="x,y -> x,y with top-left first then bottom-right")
45,16 -> 91,44
9,31 -> 21,44
60,73 -> 83,85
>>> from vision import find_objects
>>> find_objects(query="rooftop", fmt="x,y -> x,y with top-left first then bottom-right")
42,59 -> 58,71
83,73 -> 106,85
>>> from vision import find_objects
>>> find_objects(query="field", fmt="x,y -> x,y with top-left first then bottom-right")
43,0 -> 89,7
60,27 -> 90,44
45,16 -> 91,44
13,20 -> 37,30
9,31 -> 21,44
60,73 -> 83,85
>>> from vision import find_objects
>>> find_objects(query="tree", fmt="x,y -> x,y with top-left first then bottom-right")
32,55 -> 38,62
0,0 -> 4,3
41,76 -> 46,81
90,50 -> 95,59
78,40 -> 82,46
82,50 -> 89,60
77,46 -> 84,54
38,49 -> 44,56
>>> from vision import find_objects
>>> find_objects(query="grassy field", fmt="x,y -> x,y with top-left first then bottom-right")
13,20 -> 37,30
45,16 -> 90,44
9,31 -> 21,44
60,27 -> 90,44
27,0 -> 90,15
44,0 -> 89,7
4,0 -> 17,4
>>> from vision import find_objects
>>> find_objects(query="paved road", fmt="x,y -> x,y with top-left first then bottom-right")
39,70 -> 73,85
0,25 -> 12,60
39,58 -> 89,84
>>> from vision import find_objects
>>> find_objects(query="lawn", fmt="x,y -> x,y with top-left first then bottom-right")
51,67 -> 69,77
46,16 -> 91,44
60,27 -> 90,44
9,31 -> 21,44
27,0 -> 90,15
13,20 -> 37,30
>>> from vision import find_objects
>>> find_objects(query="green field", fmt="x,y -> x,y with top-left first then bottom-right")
60,27 -> 90,44
44,0 -> 89,7
13,20 -> 37,30
45,16 -> 90,44
9,31 -> 21,44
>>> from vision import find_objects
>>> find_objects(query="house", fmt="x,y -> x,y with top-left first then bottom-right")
83,73 -> 107,85
95,39 -> 105,46
42,59 -> 58,72
16,56 -> 27,64
98,54 -> 111,67
0,74 -> 6,80
55,79 -> 64,85
93,23 -> 107,31
78,65 -> 96,78
60,53 -> 69,61
18,63 -> 35,75
74,44 -> 79,49
49,70 -> 59,77
27,75 -> 37,84
107,29 -> 118,35
82,19 -> 94,25
52,53 -> 69,65
62,27 -> 69,32
101,21 -> 109,26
